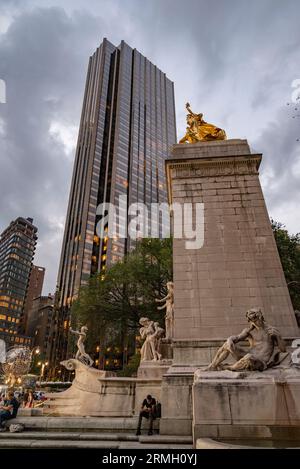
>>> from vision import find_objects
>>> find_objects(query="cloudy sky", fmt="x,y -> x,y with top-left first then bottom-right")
0,0 -> 300,294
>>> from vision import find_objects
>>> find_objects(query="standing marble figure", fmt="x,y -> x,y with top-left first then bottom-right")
156,281 -> 174,340
69,325 -> 94,367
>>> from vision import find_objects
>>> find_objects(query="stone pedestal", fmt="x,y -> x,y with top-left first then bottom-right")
45,359 -> 166,418
137,360 -> 172,380
193,367 -> 300,444
160,139 -> 300,436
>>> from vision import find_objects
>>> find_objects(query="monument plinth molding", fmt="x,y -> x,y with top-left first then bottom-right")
160,139 -> 300,436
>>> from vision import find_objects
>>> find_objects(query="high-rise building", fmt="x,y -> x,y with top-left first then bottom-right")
23,265 -> 45,336
53,38 -> 177,367
26,294 -> 54,365
0,217 -> 37,346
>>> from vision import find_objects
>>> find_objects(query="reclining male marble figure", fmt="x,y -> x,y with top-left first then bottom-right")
205,308 -> 287,372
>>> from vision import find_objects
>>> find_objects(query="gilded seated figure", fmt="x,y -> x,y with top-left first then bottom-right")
179,102 -> 226,143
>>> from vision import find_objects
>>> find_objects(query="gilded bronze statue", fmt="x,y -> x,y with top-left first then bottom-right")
179,102 -> 226,143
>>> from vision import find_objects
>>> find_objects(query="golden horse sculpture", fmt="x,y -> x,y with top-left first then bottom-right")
179,102 -> 226,143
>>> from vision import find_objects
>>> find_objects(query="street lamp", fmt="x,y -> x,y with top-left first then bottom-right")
38,361 -> 48,386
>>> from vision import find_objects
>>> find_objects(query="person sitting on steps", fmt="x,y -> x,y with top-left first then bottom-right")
136,394 -> 156,436
0,391 -> 20,432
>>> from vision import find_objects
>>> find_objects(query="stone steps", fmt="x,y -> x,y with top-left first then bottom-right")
1,416 -> 193,448
0,431 -> 137,441
0,431 -> 192,444
0,432 -> 193,449
9,416 -> 160,433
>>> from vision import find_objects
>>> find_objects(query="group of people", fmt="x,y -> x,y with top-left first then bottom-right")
0,389 -> 47,431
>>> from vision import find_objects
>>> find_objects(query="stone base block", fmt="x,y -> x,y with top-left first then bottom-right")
134,379 -> 164,415
137,360 -> 172,379
159,372 -> 194,436
192,367 -> 300,444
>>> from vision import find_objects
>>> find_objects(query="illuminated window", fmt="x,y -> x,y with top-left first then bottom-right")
93,235 -> 100,245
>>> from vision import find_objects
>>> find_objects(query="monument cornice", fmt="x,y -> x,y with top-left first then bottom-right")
165,153 -> 262,203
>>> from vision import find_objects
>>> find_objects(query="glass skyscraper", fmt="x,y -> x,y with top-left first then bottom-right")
0,217 -> 37,346
52,38 -> 176,367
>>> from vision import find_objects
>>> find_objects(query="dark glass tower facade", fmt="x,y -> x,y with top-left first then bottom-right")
0,217 -> 37,346
52,39 -> 176,368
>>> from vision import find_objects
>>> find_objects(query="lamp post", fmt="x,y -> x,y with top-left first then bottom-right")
38,361 -> 48,386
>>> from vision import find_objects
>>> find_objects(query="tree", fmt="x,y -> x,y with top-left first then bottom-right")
71,238 -> 173,369
271,220 -> 300,310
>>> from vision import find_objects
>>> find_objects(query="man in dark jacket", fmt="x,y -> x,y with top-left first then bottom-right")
136,394 -> 156,436
0,391 -> 19,431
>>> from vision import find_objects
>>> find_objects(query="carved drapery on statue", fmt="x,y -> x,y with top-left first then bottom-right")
139,317 -> 165,362
179,102 -> 226,143
205,308 -> 288,372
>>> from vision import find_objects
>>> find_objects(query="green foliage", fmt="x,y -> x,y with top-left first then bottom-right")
116,353 -> 141,377
71,238 -> 173,361
272,219 -> 300,310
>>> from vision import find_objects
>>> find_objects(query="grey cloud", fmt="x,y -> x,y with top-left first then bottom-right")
0,6 -> 106,292
0,0 -> 300,293
253,106 -> 300,230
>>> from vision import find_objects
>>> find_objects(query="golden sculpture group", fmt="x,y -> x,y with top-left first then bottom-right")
180,102 -> 226,143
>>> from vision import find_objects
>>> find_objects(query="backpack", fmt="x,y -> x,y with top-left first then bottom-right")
154,401 -> 161,418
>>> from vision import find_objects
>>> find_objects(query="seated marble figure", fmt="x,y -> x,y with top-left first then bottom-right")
205,308 -> 286,372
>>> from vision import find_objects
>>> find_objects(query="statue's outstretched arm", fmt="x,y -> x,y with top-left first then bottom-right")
186,102 -> 194,116
70,328 -> 80,337
231,327 -> 251,343
155,295 -> 168,303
